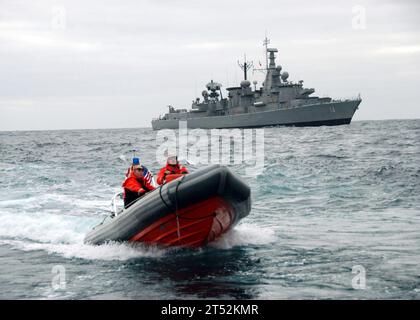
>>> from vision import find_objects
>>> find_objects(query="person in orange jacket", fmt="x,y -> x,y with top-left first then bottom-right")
122,157 -> 155,208
156,155 -> 189,185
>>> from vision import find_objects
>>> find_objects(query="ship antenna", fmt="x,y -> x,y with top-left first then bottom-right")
263,35 -> 270,70
237,54 -> 253,80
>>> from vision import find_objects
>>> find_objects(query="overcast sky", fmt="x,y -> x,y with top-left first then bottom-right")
0,0 -> 419,130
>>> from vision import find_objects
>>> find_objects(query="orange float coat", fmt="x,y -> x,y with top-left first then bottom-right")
156,164 -> 189,185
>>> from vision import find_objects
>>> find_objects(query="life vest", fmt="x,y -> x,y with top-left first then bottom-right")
156,164 -> 189,185
122,166 -> 154,208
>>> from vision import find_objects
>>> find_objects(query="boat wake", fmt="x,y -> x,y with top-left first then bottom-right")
0,209 -> 273,261
211,223 -> 277,249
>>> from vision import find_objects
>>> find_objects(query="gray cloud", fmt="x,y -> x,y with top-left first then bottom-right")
0,0 -> 419,130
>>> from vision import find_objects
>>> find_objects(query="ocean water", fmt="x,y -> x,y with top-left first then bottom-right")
0,119 -> 419,299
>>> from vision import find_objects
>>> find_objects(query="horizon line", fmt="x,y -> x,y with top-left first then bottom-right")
0,118 -> 419,133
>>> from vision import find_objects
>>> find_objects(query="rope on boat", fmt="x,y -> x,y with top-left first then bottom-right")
171,176 -> 216,221
174,177 -> 183,239
158,175 -> 217,241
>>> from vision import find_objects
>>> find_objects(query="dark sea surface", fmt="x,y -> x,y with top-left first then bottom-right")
0,120 -> 419,299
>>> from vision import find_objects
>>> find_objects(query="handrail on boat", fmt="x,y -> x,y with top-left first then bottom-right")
111,192 -> 123,217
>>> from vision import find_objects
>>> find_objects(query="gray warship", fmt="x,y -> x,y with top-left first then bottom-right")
151,39 -> 361,130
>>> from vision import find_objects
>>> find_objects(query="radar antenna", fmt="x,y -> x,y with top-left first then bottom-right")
263,35 -> 270,70
237,54 -> 253,80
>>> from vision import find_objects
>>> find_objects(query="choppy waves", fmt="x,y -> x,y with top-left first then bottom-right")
0,120 -> 419,299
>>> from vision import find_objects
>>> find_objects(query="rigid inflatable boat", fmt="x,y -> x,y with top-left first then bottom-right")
84,165 -> 251,247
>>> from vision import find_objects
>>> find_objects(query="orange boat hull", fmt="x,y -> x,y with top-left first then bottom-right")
129,196 -> 234,247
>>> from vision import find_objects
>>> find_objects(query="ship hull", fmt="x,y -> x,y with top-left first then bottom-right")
152,100 -> 360,130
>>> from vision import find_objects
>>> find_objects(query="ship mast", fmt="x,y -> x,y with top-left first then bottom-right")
238,54 -> 253,80
252,36 -> 271,76
263,36 -> 270,70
